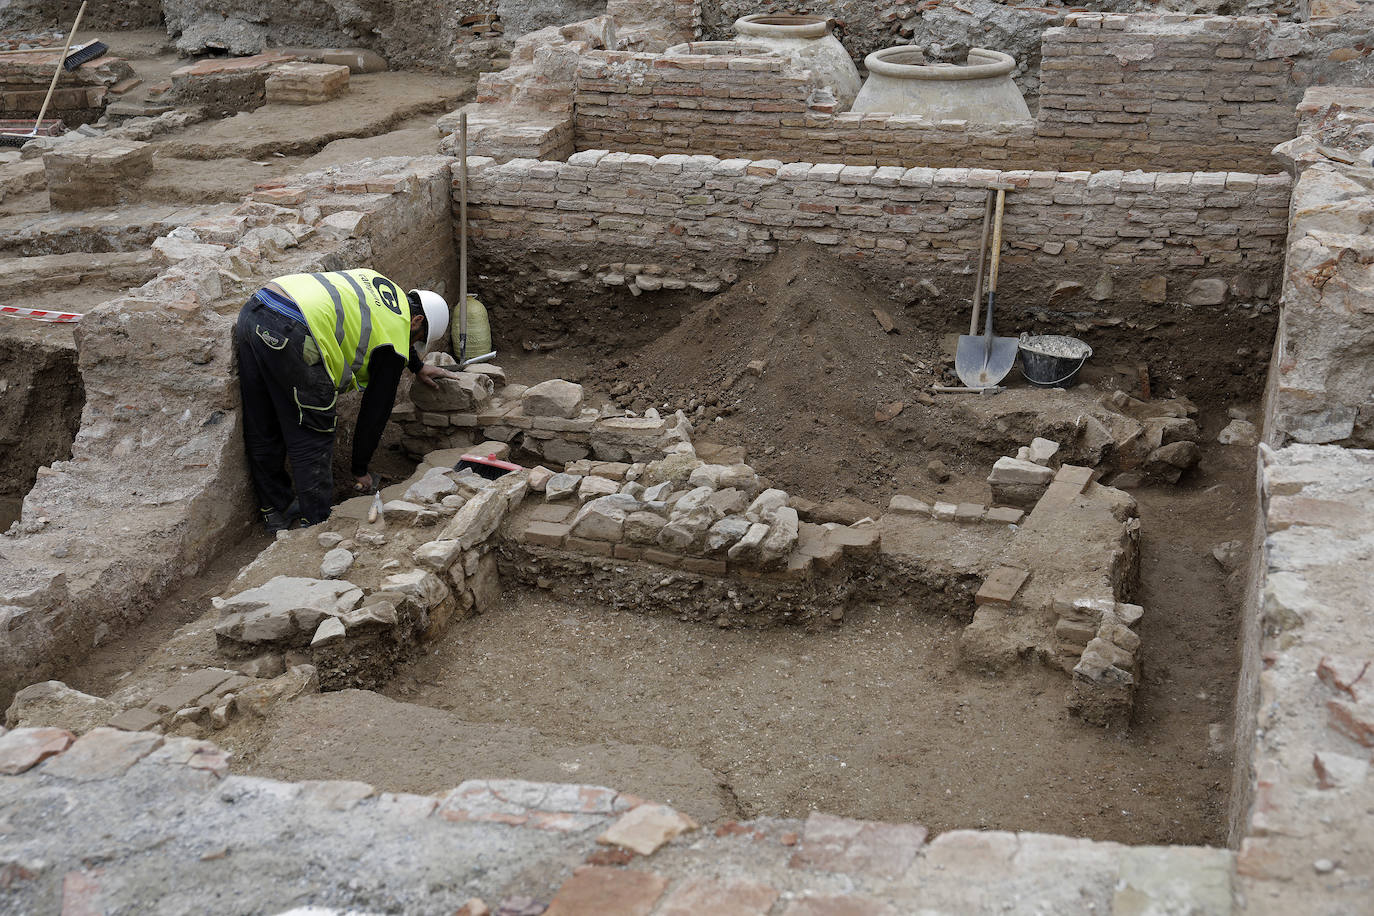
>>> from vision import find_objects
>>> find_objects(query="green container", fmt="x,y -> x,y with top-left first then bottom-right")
451,295 -> 491,363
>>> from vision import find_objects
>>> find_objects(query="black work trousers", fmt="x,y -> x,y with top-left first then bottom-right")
235,298 -> 338,525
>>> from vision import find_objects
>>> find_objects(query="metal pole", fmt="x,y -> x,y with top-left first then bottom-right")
458,111 -> 469,364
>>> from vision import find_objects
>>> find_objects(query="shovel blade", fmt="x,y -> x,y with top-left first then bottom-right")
955,334 -> 1020,389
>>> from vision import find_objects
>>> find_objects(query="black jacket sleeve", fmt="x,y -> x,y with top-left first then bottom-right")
351,347 -> 409,478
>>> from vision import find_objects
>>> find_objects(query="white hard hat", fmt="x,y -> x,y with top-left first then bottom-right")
409,289 -> 449,352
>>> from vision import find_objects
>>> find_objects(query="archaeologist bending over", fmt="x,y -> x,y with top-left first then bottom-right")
236,269 -> 458,531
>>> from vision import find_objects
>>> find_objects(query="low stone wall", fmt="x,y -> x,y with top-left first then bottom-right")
1262,90 -> 1374,449
0,724 -> 1239,913
462,152 -> 1290,312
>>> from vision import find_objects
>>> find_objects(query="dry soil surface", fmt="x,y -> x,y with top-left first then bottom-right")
375,437 -> 1249,844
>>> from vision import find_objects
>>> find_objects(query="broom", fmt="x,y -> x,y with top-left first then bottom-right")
0,40 -> 108,68
0,1 -> 87,148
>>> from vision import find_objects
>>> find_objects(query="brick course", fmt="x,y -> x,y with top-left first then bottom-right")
461,152 -> 1290,308
569,14 -> 1370,173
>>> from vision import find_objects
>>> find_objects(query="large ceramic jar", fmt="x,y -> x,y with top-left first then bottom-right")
732,14 -> 861,109
851,47 -> 1031,123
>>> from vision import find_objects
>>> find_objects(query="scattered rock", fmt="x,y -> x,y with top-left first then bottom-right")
745,489 -> 789,525
545,473 -> 582,501
1184,278 -> 1229,306
528,466 -> 554,492
4,681 -> 118,734
311,617 -> 346,648
1145,441 -> 1201,483
1218,419 -> 1259,447
319,548 -> 354,579
926,459 -> 951,483
1212,540 -> 1243,572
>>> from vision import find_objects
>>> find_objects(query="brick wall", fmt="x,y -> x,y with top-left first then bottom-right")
1037,14 -> 1297,167
462,151 -> 1290,310
573,49 -> 1211,172
570,13 -> 1373,173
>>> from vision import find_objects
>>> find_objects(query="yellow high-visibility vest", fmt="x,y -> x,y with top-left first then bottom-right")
273,269 -> 412,391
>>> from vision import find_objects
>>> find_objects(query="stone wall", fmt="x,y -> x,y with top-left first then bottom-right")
1261,89 -> 1374,450
0,156 -> 458,709
0,726 -> 1240,913
461,152 -> 1290,312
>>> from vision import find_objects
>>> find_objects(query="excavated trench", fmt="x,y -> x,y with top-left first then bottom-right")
0,323 -> 84,529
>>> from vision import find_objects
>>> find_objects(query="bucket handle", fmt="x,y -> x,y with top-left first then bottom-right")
1023,351 -> 1091,387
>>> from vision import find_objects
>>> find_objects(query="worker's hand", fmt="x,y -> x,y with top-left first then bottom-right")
353,472 -> 379,494
416,363 -> 462,390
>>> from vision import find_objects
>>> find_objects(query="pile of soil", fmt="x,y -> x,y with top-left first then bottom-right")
592,244 -> 969,501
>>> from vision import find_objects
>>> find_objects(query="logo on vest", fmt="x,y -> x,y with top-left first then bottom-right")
372,276 -> 402,316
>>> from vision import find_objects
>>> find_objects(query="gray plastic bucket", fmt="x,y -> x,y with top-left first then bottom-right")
1018,334 -> 1092,388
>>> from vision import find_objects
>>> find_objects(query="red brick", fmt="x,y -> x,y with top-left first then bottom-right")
789,812 -> 927,879
545,866 -> 667,916
0,727 -> 74,775
1328,698 -> 1374,747
41,727 -> 162,781
658,877 -> 777,916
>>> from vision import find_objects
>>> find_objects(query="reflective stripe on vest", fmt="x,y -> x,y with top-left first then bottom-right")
272,269 -> 412,392
309,272 -> 374,391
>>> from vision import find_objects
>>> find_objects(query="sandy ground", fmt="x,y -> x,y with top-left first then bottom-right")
374,436 -> 1248,843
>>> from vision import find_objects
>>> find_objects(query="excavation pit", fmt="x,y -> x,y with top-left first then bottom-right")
1,11 -> 1371,912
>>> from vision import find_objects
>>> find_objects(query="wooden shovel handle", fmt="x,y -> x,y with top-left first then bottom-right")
33,0 -> 86,133
987,188 -> 1006,294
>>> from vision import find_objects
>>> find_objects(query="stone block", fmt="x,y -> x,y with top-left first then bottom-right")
411,372 -> 495,413
522,379 -> 585,419
265,62 -> 351,105
523,520 -> 571,547
954,503 -> 985,523
43,139 -> 153,210
985,506 -> 1024,525
974,566 -> 1030,607
147,669 -> 239,713
888,495 -> 931,515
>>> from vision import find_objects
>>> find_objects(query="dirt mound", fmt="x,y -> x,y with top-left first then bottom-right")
594,244 -> 959,500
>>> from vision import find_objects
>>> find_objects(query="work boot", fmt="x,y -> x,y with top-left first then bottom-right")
260,508 -> 290,533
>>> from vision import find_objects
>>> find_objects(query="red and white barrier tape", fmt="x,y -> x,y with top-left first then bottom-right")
0,305 -> 83,323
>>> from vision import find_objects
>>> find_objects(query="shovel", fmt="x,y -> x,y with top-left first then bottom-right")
955,187 -> 1018,389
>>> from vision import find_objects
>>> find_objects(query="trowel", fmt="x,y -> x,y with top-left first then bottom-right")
955,187 -> 1018,390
